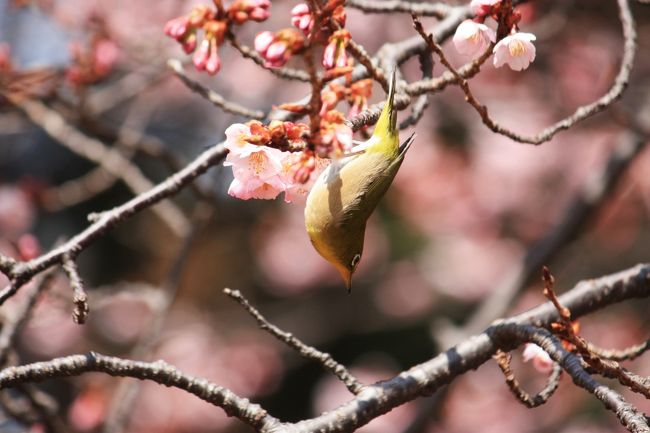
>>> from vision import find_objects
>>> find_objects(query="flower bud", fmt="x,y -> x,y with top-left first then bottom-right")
291,3 -> 312,35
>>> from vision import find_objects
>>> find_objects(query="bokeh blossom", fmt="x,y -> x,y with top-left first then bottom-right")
493,32 -> 536,71
66,38 -> 119,86
453,19 -> 495,57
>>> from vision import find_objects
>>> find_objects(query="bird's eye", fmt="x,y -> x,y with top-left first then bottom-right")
351,254 -> 361,268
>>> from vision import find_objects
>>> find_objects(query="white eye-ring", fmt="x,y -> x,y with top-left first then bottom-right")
351,254 -> 361,267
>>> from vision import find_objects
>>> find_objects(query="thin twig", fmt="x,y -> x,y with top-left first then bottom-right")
0,271 -> 56,366
347,0 -> 452,18
412,0 -> 636,145
586,339 -> 650,361
346,39 -> 388,92
494,349 -> 562,408
227,33 -> 310,82
399,49 -> 433,130
61,254 -> 89,325
224,288 -> 364,394
167,59 -> 265,120
501,325 -> 649,433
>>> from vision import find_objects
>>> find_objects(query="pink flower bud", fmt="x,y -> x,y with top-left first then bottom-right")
493,32 -> 536,71
205,40 -> 221,75
255,31 -> 275,53
291,3 -> 312,34
193,38 -> 211,71
249,7 -> 270,21
265,42 -> 288,62
249,0 -> 271,21
452,19 -> 495,58
322,30 -> 350,70
322,40 -> 347,69
255,29 -> 303,68
228,0 -> 270,24
164,16 -> 190,40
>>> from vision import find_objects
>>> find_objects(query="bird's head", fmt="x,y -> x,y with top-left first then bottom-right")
333,248 -> 363,293
311,225 -> 364,293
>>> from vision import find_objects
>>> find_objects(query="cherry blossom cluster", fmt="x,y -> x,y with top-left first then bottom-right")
163,1 -> 363,202
254,0 -> 347,69
453,0 -> 536,71
164,0 -> 271,75
224,122 -> 318,201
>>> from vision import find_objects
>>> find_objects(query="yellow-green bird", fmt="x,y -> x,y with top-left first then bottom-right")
304,70 -> 415,292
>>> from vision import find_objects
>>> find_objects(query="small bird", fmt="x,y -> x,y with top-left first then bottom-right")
304,70 -> 415,292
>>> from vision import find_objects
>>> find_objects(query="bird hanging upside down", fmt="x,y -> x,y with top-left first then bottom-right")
304,70 -> 415,292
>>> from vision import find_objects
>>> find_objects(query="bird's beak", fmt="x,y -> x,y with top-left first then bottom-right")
338,267 -> 353,294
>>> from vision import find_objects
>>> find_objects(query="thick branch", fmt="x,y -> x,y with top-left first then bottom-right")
2,265 -> 648,432
0,352 -> 281,431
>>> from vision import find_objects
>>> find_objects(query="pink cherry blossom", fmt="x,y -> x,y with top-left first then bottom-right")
453,19 -> 496,58
493,32 -> 536,71
522,343 -> 554,373
229,146 -> 284,179
224,123 -> 256,156
224,137 -> 290,201
228,176 -> 286,200
470,0 -> 500,17
291,3 -> 312,35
